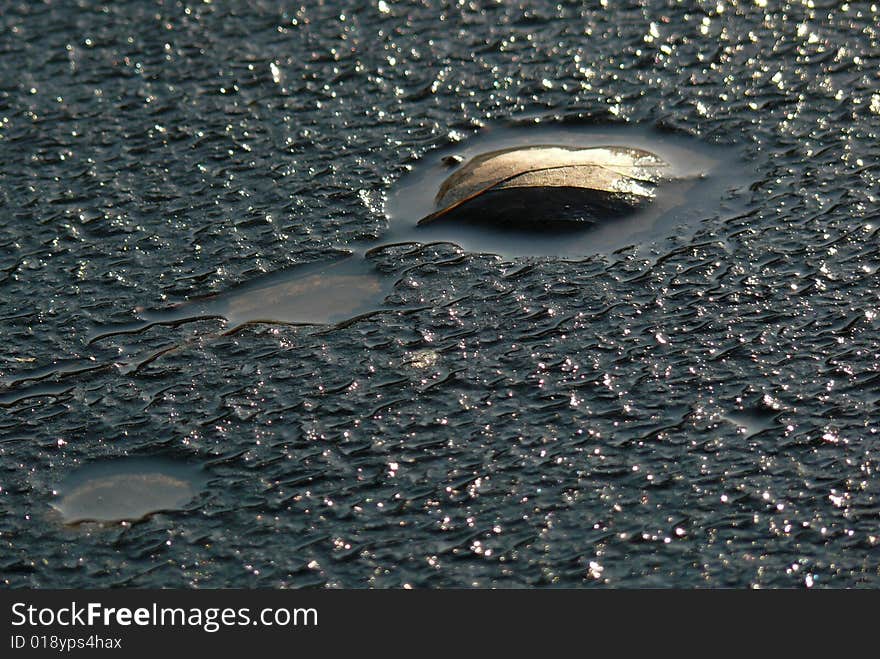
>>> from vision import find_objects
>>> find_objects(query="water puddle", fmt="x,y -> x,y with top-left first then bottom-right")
50,457 -> 208,525
386,123 -> 750,258
89,255 -> 394,344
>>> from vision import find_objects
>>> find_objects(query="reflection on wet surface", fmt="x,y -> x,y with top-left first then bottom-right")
89,255 -> 394,344
51,458 -> 207,524
189,255 -> 391,328
387,124 -> 750,258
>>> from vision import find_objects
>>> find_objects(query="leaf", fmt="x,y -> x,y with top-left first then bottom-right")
417,145 -> 670,226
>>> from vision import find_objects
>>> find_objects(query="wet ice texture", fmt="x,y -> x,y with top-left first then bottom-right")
1,2 -> 880,588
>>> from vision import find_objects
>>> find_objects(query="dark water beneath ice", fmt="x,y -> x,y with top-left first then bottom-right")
1,1 -> 879,588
